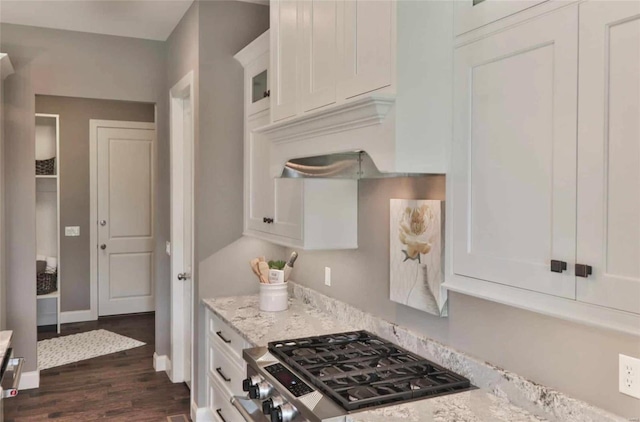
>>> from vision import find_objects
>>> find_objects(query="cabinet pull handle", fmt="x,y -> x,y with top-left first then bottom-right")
216,367 -> 231,382
216,331 -> 231,344
264,89 -> 271,98
550,260 -> 567,273
263,217 -> 268,223
216,408 -> 227,422
575,264 -> 593,278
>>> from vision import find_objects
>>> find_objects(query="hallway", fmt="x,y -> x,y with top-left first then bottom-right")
5,314 -> 190,421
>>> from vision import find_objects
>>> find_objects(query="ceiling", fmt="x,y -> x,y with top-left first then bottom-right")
0,0 -> 197,41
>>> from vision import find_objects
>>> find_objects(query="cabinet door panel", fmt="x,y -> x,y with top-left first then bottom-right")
301,0 -> 338,112
454,0 -> 548,36
272,178 -> 303,240
271,0 -> 300,122
452,6 -> 578,298
246,52 -> 270,116
341,0 -> 393,98
246,115 -> 273,234
577,1 -> 640,314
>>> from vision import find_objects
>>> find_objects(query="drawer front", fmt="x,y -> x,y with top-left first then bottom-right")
208,375 -> 245,422
208,339 -> 246,397
207,310 -> 250,363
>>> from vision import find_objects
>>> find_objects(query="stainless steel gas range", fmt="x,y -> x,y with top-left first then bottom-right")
231,331 -> 472,422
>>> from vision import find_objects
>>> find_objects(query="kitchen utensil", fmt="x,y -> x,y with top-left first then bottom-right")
258,261 -> 270,284
283,251 -> 298,282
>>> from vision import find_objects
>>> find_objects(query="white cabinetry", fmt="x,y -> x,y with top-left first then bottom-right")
271,1 -> 300,122
340,0 -> 394,98
576,0 -> 640,315
454,0 -> 548,36
448,1 -> 640,333
205,309 -> 248,422
452,5 -> 578,299
237,32 -> 359,250
300,0 -> 339,112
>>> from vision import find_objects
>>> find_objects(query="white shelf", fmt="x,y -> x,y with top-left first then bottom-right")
36,175 -> 57,179
37,291 -> 59,300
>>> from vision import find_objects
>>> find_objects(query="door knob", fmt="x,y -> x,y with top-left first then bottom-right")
99,220 -> 107,226
177,273 -> 191,281
100,244 -> 107,250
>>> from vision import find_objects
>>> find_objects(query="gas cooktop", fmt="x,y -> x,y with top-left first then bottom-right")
267,330 -> 472,412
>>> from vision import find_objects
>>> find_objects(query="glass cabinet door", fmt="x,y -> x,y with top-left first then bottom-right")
246,52 -> 270,116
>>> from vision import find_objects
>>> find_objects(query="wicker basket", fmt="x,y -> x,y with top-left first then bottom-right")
37,270 -> 57,295
36,157 -> 56,176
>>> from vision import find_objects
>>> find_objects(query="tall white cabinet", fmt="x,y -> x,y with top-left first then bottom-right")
448,1 -> 640,332
35,113 -> 61,333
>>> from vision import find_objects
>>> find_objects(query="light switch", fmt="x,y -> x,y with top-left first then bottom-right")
166,241 -> 171,256
65,226 -> 80,237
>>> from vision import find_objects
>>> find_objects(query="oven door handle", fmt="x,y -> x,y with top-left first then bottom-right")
1,357 -> 24,398
231,396 -> 270,422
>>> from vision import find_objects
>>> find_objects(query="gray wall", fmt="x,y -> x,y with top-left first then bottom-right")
288,176 -> 640,419
160,0 -> 199,357
193,0 -> 271,406
35,95 -> 155,312
1,22 -> 165,373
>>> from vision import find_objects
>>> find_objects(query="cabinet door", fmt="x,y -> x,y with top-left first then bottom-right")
271,0 -> 300,122
454,0 -> 548,36
576,1 -> 640,314
272,178 -> 303,240
246,115 -> 273,234
246,52 -> 270,116
452,6 -> 578,299
300,0 -> 339,112
341,0 -> 394,99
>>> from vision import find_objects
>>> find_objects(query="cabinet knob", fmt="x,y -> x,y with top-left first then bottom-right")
550,260 -> 567,273
264,89 -> 271,98
575,264 -> 593,278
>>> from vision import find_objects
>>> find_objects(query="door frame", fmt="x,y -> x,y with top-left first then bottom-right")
89,119 -> 157,321
169,71 -> 195,384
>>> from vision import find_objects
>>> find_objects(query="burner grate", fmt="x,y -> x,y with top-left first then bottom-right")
268,331 -> 472,411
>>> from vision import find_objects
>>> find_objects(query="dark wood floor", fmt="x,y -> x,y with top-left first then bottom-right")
5,313 -> 191,421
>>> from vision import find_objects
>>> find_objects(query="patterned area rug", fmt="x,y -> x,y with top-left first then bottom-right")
38,329 -> 145,370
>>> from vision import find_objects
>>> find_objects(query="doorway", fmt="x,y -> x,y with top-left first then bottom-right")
169,71 -> 195,386
90,120 -> 156,317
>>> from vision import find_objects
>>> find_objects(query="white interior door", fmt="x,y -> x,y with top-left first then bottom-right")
97,124 -> 155,316
170,72 -> 195,385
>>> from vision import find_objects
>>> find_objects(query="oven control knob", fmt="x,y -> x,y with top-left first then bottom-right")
242,375 -> 263,392
249,381 -> 273,400
271,403 -> 298,422
262,396 -> 285,415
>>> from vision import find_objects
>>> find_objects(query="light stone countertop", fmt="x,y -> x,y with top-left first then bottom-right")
202,295 -> 547,422
0,331 -> 12,362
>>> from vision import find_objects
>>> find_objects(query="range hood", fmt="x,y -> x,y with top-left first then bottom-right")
254,93 -> 451,179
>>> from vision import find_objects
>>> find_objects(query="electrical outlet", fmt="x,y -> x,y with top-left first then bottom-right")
165,241 -> 171,256
324,267 -> 331,286
619,354 -> 640,399
64,226 -> 80,237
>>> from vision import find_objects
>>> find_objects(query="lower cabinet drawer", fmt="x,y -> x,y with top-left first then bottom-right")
207,309 -> 250,363
208,338 -> 246,396
208,374 -> 245,422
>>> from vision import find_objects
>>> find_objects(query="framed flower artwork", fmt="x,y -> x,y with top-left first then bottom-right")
390,199 -> 446,316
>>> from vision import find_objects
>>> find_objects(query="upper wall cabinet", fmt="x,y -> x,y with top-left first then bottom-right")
452,5 -> 578,299
271,1 -> 300,122
576,0 -> 640,315
340,0 -> 394,99
454,0 -> 548,36
265,0 -> 454,175
448,1 -> 640,334
237,31 -> 358,251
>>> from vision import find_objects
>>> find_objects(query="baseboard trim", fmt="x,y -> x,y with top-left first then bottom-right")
60,310 -> 94,324
194,406 -> 214,422
153,352 -> 171,373
19,370 -> 40,390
